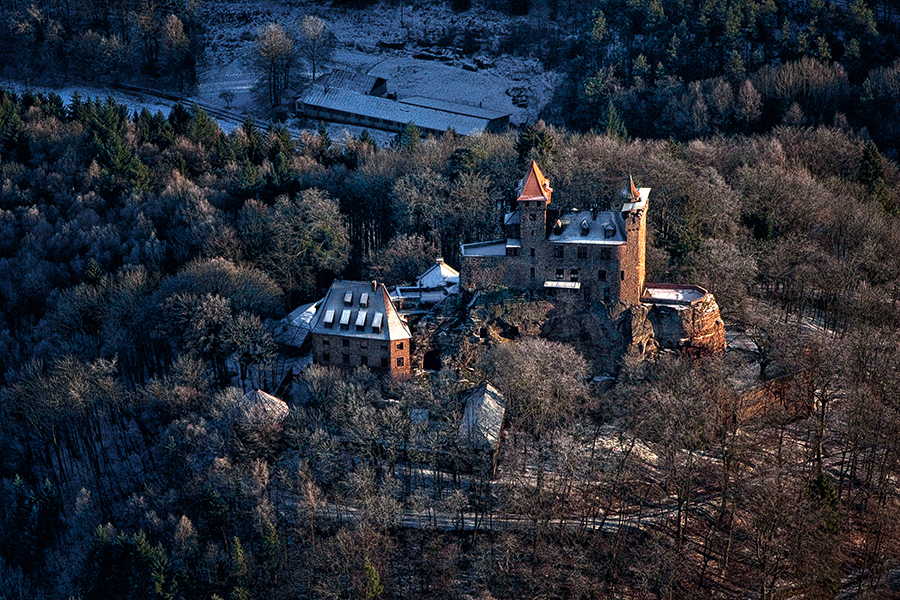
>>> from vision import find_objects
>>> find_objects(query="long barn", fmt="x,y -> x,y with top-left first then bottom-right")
295,73 -> 509,136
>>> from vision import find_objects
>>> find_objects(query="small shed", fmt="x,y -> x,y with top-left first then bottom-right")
459,382 -> 506,475
235,389 -> 290,428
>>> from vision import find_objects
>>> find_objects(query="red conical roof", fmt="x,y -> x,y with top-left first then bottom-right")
517,160 -> 553,203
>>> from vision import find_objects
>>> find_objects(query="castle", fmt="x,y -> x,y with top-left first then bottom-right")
460,161 -> 648,305
460,162 -> 726,355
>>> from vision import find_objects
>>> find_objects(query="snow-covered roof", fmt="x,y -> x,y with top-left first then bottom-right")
546,210 -> 627,245
311,280 -> 411,341
297,85 -> 494,136
642,284 -> 709,305
398,96 -> 509,121
416,259 -> 459,289
236,389 -> 289,425
276,300 -> 319,347
459,382 -> 506,452
460,239 -> 507,257
315,69 -> 387,95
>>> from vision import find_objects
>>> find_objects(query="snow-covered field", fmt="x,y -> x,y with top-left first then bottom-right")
4,0 -> 560,140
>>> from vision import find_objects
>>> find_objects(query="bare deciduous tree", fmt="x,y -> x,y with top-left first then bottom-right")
297,15 -> 335,81
252,23 -> 298,111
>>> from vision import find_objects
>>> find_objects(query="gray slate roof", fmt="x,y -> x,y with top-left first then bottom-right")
459,382 -> 506,452
311,280 -> 411,341
547,210 -> 626,245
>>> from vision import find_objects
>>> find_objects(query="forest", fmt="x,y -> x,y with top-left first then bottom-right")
1,84 -> 900,598
1,0 -> 900,598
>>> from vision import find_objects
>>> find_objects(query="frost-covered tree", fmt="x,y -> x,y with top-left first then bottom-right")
297,15 -> 335,81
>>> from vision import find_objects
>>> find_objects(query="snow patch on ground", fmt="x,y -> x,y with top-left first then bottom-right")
197,0 -> 558,129
4,0 -> 559,141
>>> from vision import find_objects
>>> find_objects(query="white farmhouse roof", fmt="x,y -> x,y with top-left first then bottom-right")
416,259 -> 460,289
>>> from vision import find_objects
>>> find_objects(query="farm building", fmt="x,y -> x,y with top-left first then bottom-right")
295,72 -> 509,136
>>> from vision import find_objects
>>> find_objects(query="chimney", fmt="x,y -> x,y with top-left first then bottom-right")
373,280 -> 378,292
436,257 -> 444,264
591,205 -> 598,221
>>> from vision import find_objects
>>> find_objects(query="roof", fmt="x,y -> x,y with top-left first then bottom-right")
276,300 -> 319,346
621,183 -> 650,213
546,210 -> 627,245
459,382 -> 506,451
517,160 -> 553,203
297,85 -> 493,136
237,389 -> 289,425
544,281 -> 581,289
504,211 -> 520,226
460,239 -> 507,257
416,259 -> 460,289
315,69 -> 387,95
643,284 -> 709,306
310,280 -> 411,341
398,96 -> 510,121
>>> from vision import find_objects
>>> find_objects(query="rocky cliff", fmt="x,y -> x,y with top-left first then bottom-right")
646,293 -> 726,354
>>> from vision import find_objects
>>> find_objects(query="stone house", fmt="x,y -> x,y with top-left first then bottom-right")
310,280 -> 412,376
460,161 -> 648,304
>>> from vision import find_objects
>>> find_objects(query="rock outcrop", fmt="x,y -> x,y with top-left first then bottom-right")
645,291 -> 726,354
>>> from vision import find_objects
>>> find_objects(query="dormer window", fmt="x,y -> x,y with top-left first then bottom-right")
553,219 -> 563,236
604,223 -> 615,239
580,219 -> 590,236
343,292 -> 353,305
323,309 -> 335,328
359,292 -> 369,307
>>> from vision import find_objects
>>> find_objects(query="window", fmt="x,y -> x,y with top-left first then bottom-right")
530,248 -> 535,257
603,287 -> 610,302
361,356 -> 368,366
598,270 -> 606,281
322,338 -> 329,346
556,268 -> 564,281
621,271 -> 625,280
507,247 -> 519,257
600,248 -> 611,260
530,267 -> 535,278
570,269 -> 579,282
397,357 -> 405,367
342,339 -> 349,347
554,246 -> 564,258
382,342 -> 388,350
322,353 -> 330,363
360,340 -> 367,349
397,342 -> 404,350
343,354 -> 350,364
381,358 -> 389,369
577,247 -> 587,259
